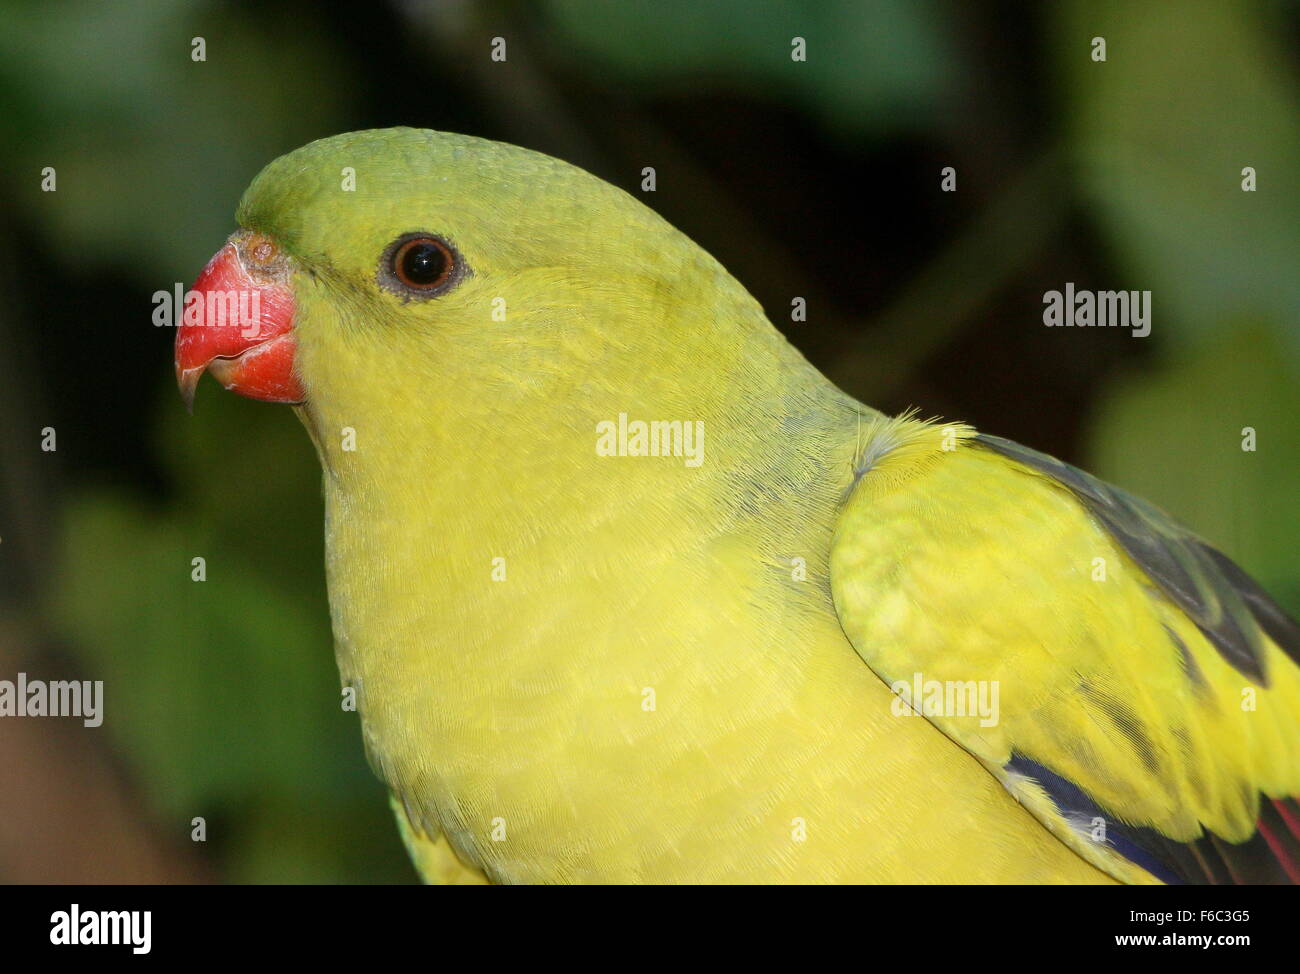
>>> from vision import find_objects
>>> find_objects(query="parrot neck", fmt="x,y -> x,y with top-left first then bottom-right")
305,324 -> 876,654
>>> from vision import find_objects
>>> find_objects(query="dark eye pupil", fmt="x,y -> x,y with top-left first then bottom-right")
380,233 -> 462,298
402,242 -> 446,285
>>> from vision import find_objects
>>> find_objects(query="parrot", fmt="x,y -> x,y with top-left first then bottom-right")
174,128 -> 1300,884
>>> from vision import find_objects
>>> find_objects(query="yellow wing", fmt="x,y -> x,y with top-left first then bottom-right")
831,419 -> 1300,884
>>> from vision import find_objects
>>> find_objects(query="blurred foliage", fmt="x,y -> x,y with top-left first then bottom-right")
545,0 -> 957,136
0,0 -> 1297,882
1059,0 -> 1300,347
1062,0 -> 1300,609
0,0 -> 355,279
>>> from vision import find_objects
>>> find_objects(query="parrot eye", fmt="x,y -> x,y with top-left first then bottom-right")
379,233 -> 464,298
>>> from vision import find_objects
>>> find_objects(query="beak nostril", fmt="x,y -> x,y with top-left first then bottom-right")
234,230 -> 291,282
247,233 -> 278,265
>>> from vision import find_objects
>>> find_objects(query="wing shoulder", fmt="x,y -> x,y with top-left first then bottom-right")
831,422 -> 1300,884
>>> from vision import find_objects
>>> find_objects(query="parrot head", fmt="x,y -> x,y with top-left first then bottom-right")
174,128 -> 799,448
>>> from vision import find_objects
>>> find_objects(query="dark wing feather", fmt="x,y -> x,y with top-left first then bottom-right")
978,434 -> 1300,884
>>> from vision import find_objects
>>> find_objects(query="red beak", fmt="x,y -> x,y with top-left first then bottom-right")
174,230 -> 304,410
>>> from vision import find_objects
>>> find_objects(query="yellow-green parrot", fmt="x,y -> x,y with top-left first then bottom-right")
175,128 -> 1300,884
